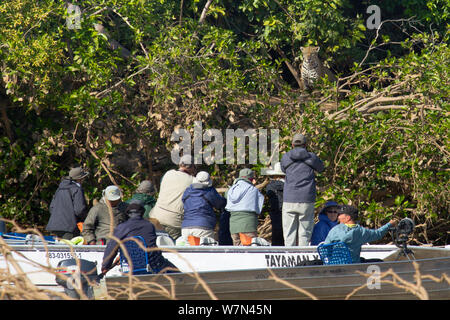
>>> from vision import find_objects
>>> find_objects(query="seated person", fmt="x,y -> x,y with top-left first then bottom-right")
125,180 -> 156,219
181,171 -> 226,241
310,201 -> 339,245
82,185 -> 127,245
101,200 -> 178,275
149,155 -> 196,240
324,205 -> 397,263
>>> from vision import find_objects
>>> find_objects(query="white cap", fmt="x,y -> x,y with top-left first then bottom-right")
103,185 -> 121,201
193,171 -> 212,187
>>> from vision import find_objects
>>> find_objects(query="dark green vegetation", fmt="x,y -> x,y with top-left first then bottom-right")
0,1 -> 448,244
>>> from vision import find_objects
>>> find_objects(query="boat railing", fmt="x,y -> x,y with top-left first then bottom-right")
0,232 -> 58,245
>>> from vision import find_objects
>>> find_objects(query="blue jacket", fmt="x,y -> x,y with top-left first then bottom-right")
102,215 -> 174,272
311,215 -> 339,246
225,179 -> 264,214
181,184 -> 226,229
310,201 -> 339,245
280,147 -> 324,203
324,222 -> 393,263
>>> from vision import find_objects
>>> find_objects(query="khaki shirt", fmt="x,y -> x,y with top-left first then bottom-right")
150,169 -> 193,228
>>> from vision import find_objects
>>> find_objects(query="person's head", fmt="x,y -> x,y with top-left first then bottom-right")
68,167 -> 89,182
239,168 -> 256,184
337,205 -> 359,224
292,133 -> 307,148
103,185 -> 122,207
193,171 -> 213,187
321,201 -> 339,222
135,180 -> 155,196
179,154 -> 197,175
126,199 -> 145,218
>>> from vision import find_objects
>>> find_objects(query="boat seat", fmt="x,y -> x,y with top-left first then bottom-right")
199,237 -> 218,246
317,242 -> 352,265
156,235 -> 175,247
251,237 -> 271,246
119,236 -> 153,275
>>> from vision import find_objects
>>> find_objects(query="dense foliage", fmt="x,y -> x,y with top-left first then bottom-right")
0,0 -> 448,244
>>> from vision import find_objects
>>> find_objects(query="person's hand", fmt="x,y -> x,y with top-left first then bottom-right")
389,219 -> 398,227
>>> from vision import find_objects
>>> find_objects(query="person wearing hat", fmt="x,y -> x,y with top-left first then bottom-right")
181,171 -> 226,242
149,154 -> 197,240
101,200 -> 178,275
310,201 -> 340,245
280,133 -> 325,246
124,180 -> 156,220
324,205 -> 398,263
46,167 -> 90,240
82,185 -> 128,245
264,162 -> 285,246
225,168 -> 265,246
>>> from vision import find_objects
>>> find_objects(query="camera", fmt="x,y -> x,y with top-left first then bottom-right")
390,217 -> 415,249
388,218 -> 416,260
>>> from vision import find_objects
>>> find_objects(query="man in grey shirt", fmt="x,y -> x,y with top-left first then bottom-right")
281,133 -> 324,246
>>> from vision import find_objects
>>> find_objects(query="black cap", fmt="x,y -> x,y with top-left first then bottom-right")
126,200 -> 145,216
337,205 -> 359,221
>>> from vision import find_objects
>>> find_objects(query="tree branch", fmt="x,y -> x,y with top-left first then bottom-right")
199,0 -> 214,24
275,46 -> 303,88
93,23 -> 131,59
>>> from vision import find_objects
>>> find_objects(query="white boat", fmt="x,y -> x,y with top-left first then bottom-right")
0,232 -> 400,293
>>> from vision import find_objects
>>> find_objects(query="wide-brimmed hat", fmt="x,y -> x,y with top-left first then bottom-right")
319,201 -> 339,214
239,168 -> 255,180
68,167 -> 89,180
103,185 -> 121,201
265,162 -> 285,176
135,180 -> 155,195
193,171 -> 212,187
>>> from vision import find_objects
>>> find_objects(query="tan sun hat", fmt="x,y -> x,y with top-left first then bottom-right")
265,162 -> 285,176
68,167 -> 89,180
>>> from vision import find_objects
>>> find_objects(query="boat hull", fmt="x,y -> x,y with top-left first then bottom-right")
105,247 -> 450,300
1,243 -> 397,290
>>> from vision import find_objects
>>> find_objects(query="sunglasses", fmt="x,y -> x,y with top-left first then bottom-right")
327,210 -> 339,214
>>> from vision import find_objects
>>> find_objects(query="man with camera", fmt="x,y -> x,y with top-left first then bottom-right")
324,205 -> 398,263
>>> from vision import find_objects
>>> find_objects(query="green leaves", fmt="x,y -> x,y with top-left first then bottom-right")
0,0 -> 448,244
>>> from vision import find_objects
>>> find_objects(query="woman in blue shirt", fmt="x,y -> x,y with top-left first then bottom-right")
310,201 -> 339,245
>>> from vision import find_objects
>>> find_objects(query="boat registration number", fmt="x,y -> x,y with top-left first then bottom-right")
46,252 -> 82,260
